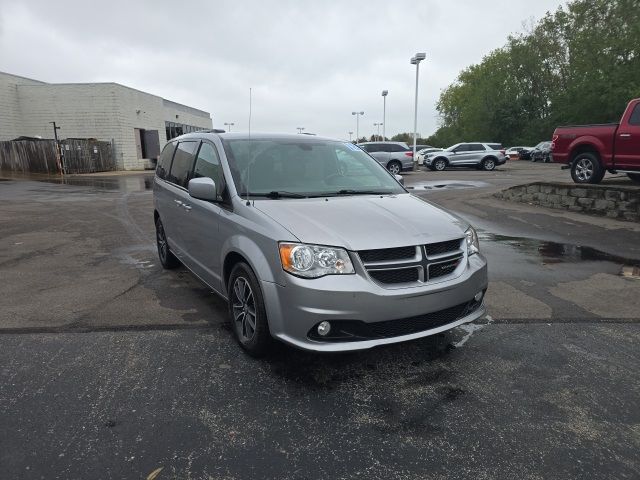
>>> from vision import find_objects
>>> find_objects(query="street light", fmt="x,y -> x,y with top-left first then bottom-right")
374,122 -> 383,141
297,127 -> 305,134
381,90 -> 388,140
348,131 -> 354,142
224,122 -> 234,132
351,111 -> 364,143
410,52 -> 426,170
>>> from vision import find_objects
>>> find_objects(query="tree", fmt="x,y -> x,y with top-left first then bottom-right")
427,0 -> 640,146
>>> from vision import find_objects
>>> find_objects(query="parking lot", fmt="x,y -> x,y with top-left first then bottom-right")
1,161 -> 639,479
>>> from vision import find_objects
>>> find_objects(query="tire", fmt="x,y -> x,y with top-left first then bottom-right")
433,158 -> 447,171
627,173 -> 640,184
228,262 -> 273,357
481,158 -> 496,171
387,160 -> 402,175
571,152 -> 605,184
155,216 -> 180,269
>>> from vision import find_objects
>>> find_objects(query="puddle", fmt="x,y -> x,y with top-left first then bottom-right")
406,180 -> 490,191
32,175 -> 154,192
480,232 -> 640,275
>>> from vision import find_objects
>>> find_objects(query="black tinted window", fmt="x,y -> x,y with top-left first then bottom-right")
487,143 -> 502,150
167,141 -> 198,187
156,142 -> 176,180
468,144 -> 486,151
629,103 -> 640,126
193,142 -> 223,190
388,144 -> 408,152
454,144 -> 469,152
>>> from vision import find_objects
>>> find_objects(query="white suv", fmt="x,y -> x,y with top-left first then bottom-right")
424,143 -> 507,171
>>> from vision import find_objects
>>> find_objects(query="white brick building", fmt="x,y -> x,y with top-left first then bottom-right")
0,71 -> 212,170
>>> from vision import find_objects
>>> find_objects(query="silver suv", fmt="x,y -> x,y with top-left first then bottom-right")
357,141 -> 414,174
424,142 -> 507,171
154,132 -> 488,355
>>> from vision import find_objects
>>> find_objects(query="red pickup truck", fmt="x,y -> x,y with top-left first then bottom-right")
551,98 -> 640,184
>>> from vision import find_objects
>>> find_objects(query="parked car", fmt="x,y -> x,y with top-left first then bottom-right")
530,141 -> 552,163
154,132 -> 488,355
518,148 -> 533,160
552,98 -> 640,183
506,146 -> 532,160
423,142 -> 507,171
416,147 -> 443,165
357,141 -> 414,174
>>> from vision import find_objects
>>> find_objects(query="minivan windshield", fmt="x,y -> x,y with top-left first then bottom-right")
221,139 -> 406,197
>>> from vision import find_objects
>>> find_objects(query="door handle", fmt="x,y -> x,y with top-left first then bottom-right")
620,133 -> 631,137
174,199 -> 183,206
183,204 -> 192,211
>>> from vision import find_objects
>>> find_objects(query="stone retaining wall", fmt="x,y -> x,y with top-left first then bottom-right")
495,182 -> 639,222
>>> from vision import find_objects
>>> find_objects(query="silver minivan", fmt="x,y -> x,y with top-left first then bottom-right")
154,132 -> 488,355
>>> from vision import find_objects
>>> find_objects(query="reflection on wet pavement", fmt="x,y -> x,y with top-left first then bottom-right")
34,175 -> 154,192
406,180 -> 490,190
480,232 -> 640,276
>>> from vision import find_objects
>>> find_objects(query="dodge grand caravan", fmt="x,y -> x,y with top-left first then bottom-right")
153,132 -> 488,355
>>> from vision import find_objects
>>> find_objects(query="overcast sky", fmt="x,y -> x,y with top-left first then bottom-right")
0,0 -> 565,140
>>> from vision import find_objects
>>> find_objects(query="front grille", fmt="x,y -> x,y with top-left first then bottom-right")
424,239 -> 462,257
429,258 -> 462,279
358,238 -> 464,286
358,246 -> 416,263
369,268 -> 419,284
307,298 -> 483,342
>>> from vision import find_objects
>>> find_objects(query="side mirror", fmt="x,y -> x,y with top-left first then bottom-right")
394,174 -> 404,186
188,177 -> 217,201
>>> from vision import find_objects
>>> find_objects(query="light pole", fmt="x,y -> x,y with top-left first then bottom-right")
374,123 -> 383,141
381,90 -> 388,140
49,121 -> 63,175
348,131 -> 354,142
297,127 -> 305,134
224,122 -> 234,132
410,53 -> 426,170
351,111 -> 364,143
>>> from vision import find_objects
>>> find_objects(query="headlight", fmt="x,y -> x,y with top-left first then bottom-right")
279,242 -> 355,278
465,227 -> 479,255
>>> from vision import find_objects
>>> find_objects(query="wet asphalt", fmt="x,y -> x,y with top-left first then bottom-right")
0,162 -> 639,479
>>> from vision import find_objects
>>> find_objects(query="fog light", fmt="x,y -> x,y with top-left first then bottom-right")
474,291 -> 484,302
317,321 -> 331,336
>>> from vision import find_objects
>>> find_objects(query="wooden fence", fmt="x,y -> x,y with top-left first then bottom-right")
0,138 -> 116,174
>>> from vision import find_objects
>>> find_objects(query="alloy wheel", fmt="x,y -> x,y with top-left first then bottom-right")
434,159 -> 446,171
231,277 -> 257,342
388,162 -> 401,175
575,158 -> 594,181
156,222 -> 168,263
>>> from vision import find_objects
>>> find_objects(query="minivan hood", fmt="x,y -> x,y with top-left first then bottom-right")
253,193 -> 468,251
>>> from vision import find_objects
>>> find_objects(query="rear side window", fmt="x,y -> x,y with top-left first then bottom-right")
487,143 -> 502,150
469,144 -> 486,151
193,142 -> 223,189
167,141 -> 199,187
388,144 -> 408,152
156,142 -> 176,180
361,144 -> 375,152
629,103 -> 640,126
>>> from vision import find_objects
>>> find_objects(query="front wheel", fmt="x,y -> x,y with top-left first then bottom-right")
433,158 -> 447,171
228,263 -> 273,357
571,153 -> 604,184
387,161 -> 402,175
481,158 -> 496,171
628,173 -> 640,184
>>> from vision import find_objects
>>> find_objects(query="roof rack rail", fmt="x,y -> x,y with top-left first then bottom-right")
200,129 -> 226,134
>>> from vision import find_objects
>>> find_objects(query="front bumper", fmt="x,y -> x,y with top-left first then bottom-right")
261,254 -> 488,352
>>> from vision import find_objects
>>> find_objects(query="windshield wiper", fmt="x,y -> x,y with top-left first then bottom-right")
243,191 -> 308,199
335,189 -> 393,195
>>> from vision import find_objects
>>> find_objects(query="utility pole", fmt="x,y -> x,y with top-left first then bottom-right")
381,90 -> 388,140
348,131 -> 353,142
49,121 -> 63,175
